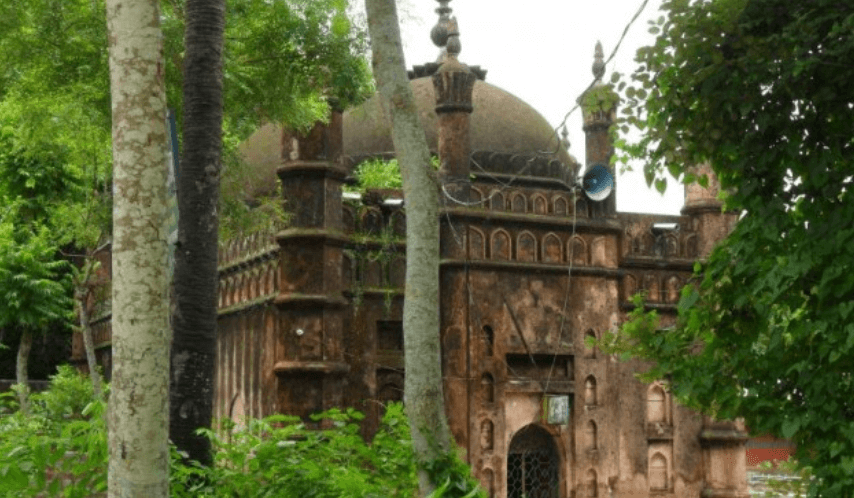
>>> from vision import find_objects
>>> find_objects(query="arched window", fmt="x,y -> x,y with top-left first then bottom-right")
649,453 -> 668,489
507,425 -> 560,498
585,376 -> 597,406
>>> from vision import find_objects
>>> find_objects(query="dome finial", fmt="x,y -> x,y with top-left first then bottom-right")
431,0 -> 461,58
592,41 -> 605,81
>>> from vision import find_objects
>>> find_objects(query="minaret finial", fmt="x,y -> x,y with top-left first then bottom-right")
431,0 -> 461,58
592,41 -> 605,81
561,125 -> 570,151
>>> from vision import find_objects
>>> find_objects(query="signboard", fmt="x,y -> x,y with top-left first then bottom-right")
545,395 -> 570,425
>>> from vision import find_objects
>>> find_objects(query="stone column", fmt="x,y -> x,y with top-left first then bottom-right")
433,58 -> 476,208
274,107 -> 349,423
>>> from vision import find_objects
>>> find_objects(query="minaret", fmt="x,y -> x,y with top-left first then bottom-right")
431,0 -> 476,207
430,0 -> 480,479
682,163 -> 737,257
579,42 -> 618,217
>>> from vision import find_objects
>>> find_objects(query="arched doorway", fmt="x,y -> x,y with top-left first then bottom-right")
507,424 -> 561,498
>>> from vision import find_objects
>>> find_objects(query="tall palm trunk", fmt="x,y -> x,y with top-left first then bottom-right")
169,0 -> 226,466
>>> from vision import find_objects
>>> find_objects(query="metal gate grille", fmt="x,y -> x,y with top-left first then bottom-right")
507,426 -> 559,498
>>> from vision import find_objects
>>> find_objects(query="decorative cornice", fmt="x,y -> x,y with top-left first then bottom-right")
274,293 -> 348,309
273,361 -> 350,376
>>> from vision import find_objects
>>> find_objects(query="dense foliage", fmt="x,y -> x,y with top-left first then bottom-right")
0,0 -> 372,243
611,0 -> 854,495
0,367 -> 483,497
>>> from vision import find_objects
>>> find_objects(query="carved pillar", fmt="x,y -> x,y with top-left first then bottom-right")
274,107 -> 349,422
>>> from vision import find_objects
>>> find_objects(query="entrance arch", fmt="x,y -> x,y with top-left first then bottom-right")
507,424 -> 561,498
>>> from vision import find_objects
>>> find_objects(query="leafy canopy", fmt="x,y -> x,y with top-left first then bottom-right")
612,0 -> 854,495
0,0 -> 373,243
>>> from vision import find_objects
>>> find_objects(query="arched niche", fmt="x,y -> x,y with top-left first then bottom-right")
649,452 -> 668,490
511,192 -> 527,213
389,210 -> 406,238
470,187 -> 483,206
665,234 -> 678,257
584,329 -> 597,359
482,468 -> 495,498
482,325 -> 494,356
342,204 -> 355,234
584,376 -> 597,406
585,469 -> 598,497
490,229 -> 511,261
360,207 -> 383,236
489,191 -> 505,211
576,196 -> 589,218
507,425 -> 561,498
647,384 -> 669,425
553,196 -> 568,216
469,227 -> 486,260
624,274 -> 638,301
480,419 -> 494,451
684,234 -> 699,258
481,373 -> 495,403
666,275 -> 681,303
532,194 -> 548,215
517,231 -> 537,262
644,274 -> 660,302
586,420 -> 598,450
569,236 -> 587,266
542,233 -> 563,263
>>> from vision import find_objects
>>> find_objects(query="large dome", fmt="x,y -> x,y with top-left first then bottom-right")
238,77 -> 577,198
344,77 -> 576,170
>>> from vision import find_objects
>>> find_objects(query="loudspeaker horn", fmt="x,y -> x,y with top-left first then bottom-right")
582,164 -> 614,201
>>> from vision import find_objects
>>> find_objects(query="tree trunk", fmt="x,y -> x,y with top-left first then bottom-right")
75,260 -> 102,397
364,0 -> 453,493
169,0 -> 225,467
105,0 -> 171,495
15,328 -> 32,415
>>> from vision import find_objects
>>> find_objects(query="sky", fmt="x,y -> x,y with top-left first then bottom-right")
386,0 -> 684,215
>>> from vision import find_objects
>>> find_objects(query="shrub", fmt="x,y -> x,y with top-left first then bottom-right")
0,368 -> 483,498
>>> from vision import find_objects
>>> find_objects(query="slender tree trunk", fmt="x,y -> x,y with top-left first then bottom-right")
105,0 -> 171,495
76,282 -> 102,397
364,0 -> 453,493
74,258 -> 102,397
15,328 -> 32,415
169,0 -> 225,466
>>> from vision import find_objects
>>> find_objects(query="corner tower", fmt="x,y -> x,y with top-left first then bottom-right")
579,42 -> 618,217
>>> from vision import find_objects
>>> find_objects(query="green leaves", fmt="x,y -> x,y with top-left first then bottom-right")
1,370 -> 458,497
615,1 -> 854,493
